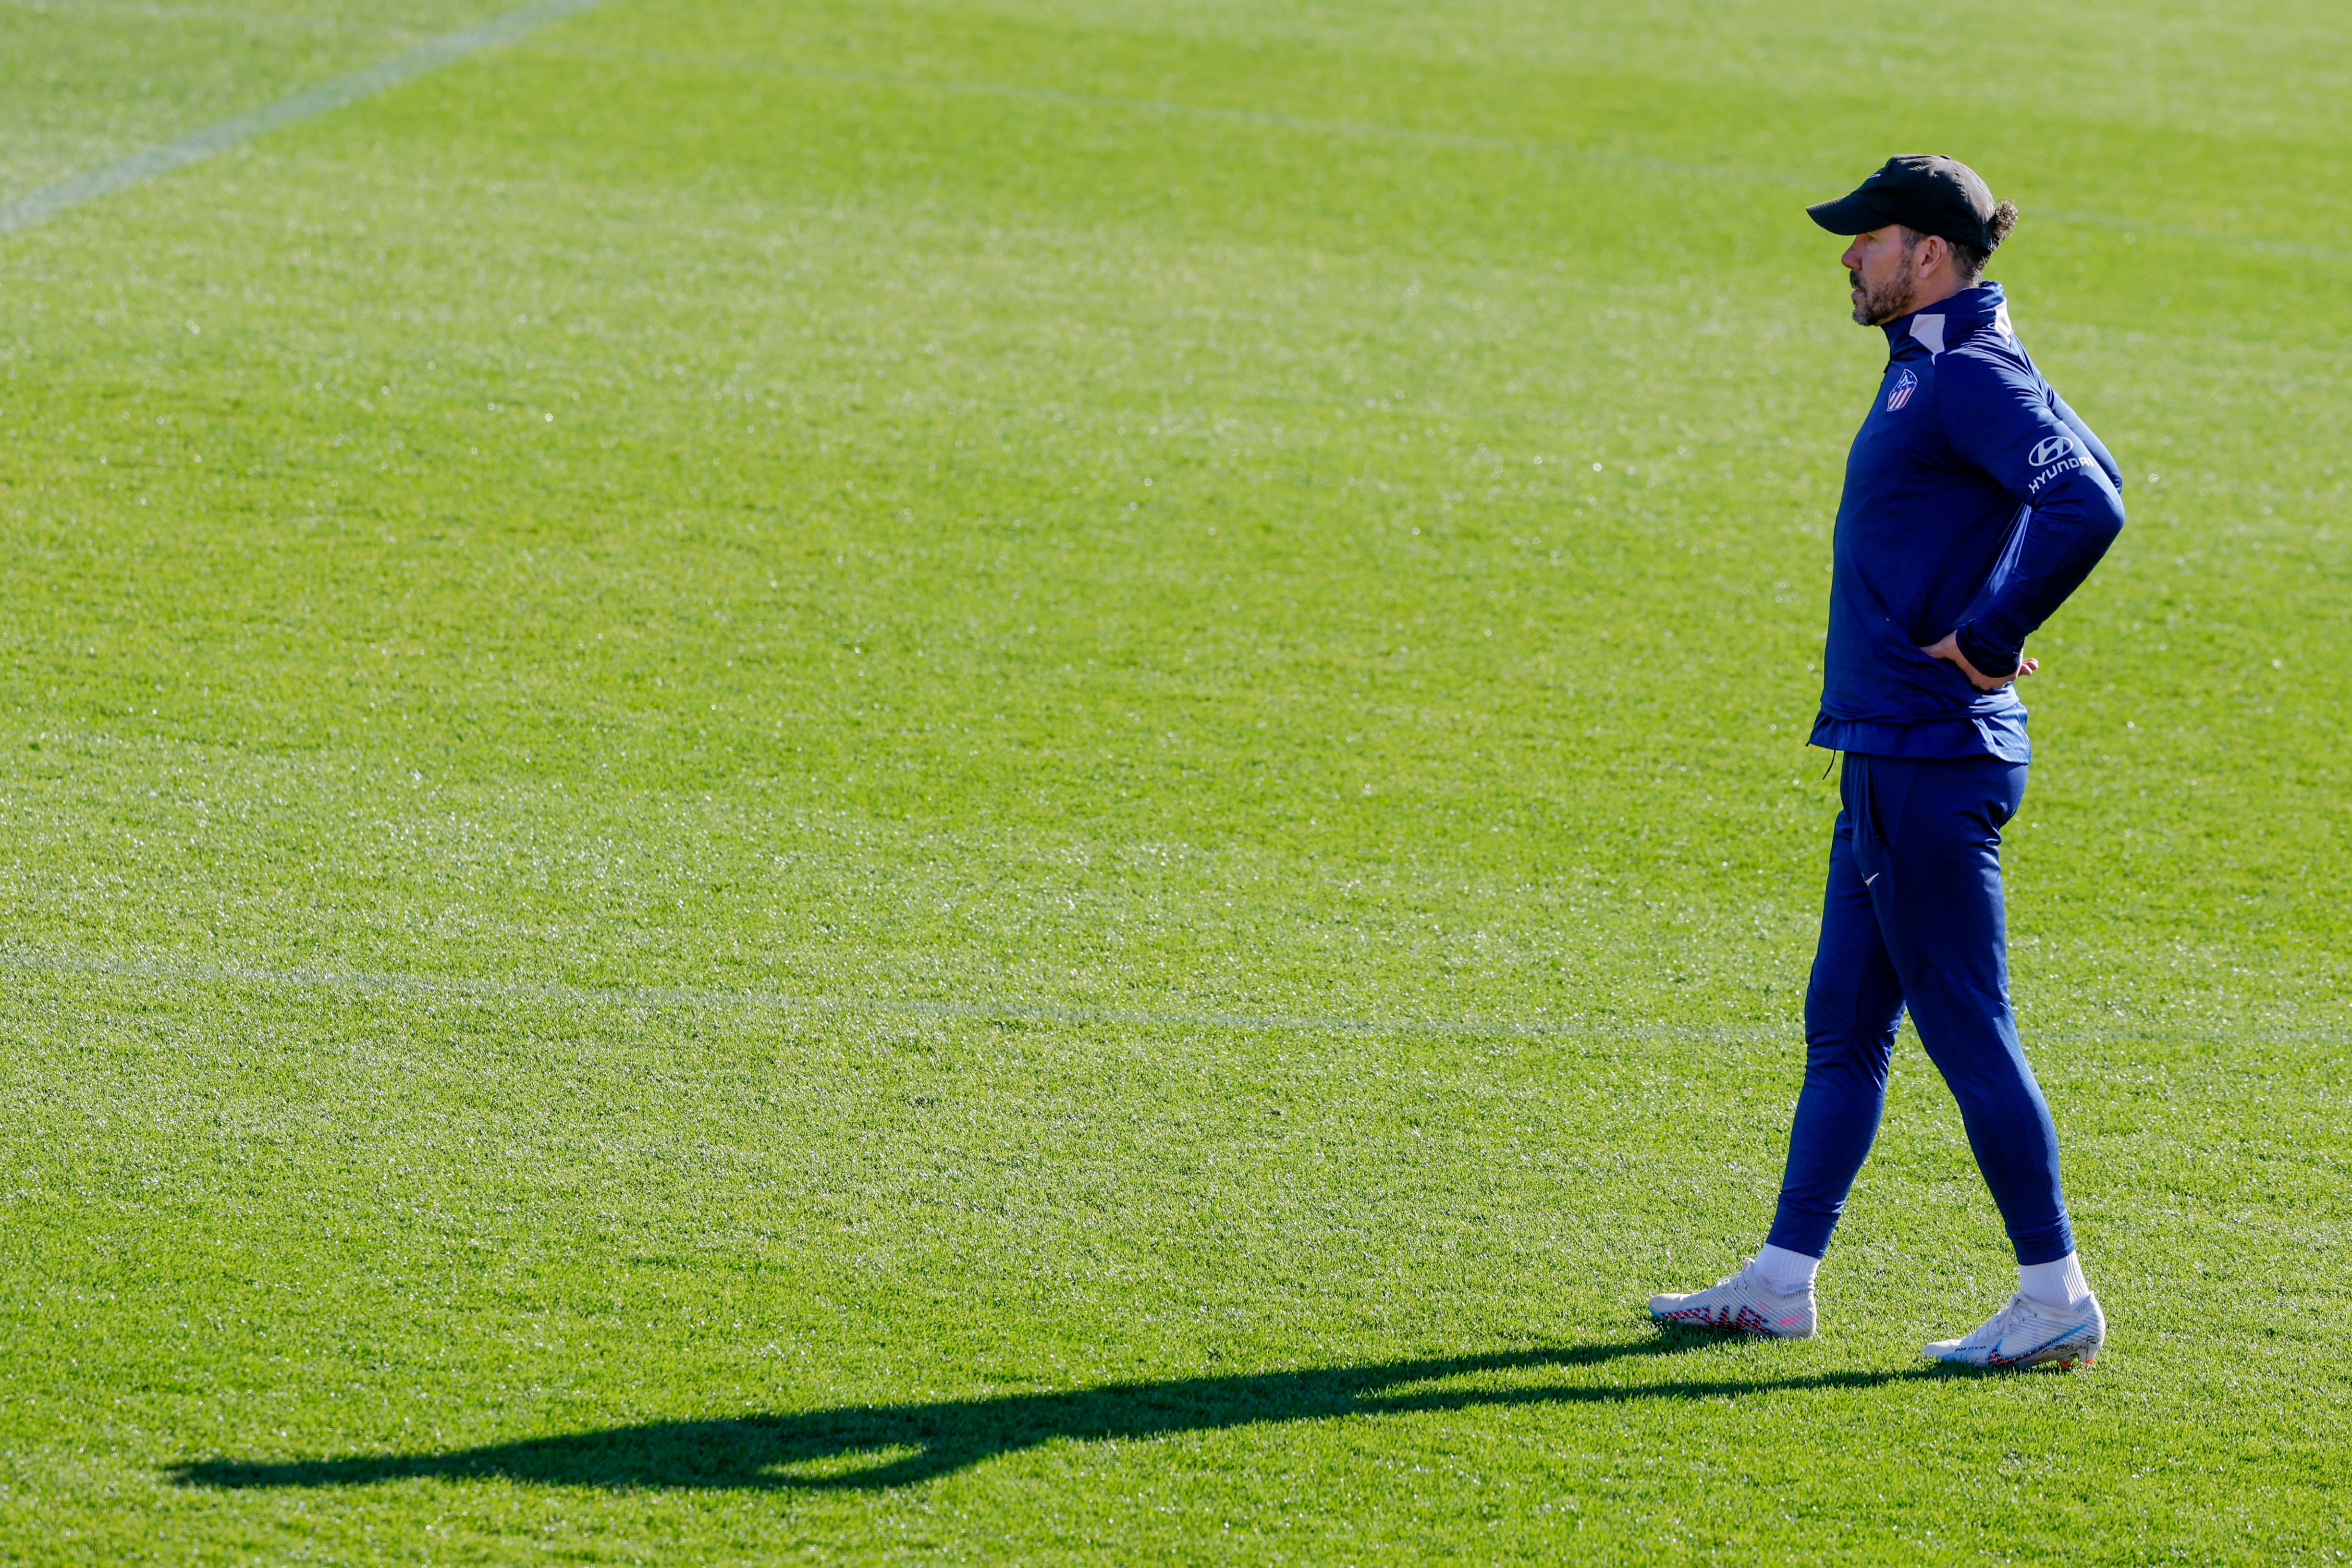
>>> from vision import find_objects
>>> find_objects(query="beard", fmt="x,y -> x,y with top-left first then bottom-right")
1849,267 -> 1914,326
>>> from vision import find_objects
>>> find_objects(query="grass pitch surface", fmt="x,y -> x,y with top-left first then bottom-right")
2,0 -> 2348,1561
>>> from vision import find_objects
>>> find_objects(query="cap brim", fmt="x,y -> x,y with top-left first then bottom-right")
1806,192 -> 1900,235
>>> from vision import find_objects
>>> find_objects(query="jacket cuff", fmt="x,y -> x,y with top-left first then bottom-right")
1954,621 -> 2020,680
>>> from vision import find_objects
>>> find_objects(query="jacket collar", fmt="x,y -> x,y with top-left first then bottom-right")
1883,281 -> 2010,359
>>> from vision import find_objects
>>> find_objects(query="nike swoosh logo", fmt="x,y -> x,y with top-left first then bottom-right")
1987,1329 -> 2078,1367
1864,872 -> 1881,886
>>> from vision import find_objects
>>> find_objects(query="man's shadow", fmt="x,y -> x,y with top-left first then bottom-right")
174,1336 -> 1960,1493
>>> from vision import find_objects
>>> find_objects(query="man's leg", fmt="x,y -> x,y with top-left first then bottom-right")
1863,754 -> 2105,1368
1764,790 -> 1907,1262
1863,755 -> 2074,1265
1647,781 -> 1899,1336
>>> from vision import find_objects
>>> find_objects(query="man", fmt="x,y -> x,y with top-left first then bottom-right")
1647,156 -> 2126,1369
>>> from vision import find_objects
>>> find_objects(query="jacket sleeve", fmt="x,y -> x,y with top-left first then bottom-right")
1936,347 -> 2126,676
2049,389 -> 2124,490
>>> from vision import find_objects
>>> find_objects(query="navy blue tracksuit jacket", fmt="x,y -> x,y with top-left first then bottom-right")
1809,282 -> 2126,760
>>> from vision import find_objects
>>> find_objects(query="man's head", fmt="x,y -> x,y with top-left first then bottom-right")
1808,155 -> 2019,325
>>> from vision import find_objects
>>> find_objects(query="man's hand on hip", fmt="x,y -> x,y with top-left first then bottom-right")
1922,632 -> 2038,691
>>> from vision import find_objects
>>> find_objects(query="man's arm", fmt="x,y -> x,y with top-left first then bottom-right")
2048,389 -> 2124,490
1931,349 -> 2127,683
1920,628 -> 2037,690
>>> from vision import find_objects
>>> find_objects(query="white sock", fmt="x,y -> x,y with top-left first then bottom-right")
1752,1243 -> 1821,1293
2018,1252 -> 2091,1310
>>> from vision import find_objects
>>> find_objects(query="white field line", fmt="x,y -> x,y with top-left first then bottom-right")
0,946 -> 1764,1042
0,0 -> 612,236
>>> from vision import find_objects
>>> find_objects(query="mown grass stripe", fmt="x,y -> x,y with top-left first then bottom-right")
511,39 -> 2352,268
0,0 -> 613,236
0,946 -> 1762,1041
3,948 -> 2339,1047
516,39 -> 1805,189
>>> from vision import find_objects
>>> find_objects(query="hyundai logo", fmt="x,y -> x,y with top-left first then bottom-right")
2028,435 -> 2076,466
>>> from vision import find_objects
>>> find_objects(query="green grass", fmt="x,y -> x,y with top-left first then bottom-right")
2,0 -> 2348,1561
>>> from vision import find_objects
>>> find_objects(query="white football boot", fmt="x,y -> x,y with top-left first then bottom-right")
1923,1291 -> 2105,1370
1648,1266 -> 1816,1339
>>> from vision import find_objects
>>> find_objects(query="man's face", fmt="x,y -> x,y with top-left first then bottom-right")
1838,225 -> 1921,326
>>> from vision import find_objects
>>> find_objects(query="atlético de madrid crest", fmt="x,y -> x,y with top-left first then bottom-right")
1885,368 -> 1919,411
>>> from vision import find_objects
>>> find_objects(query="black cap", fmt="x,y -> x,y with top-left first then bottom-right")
1808,155 -> 1999,250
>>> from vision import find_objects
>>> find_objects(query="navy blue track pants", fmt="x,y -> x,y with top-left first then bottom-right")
1765,752 -> 2076,1266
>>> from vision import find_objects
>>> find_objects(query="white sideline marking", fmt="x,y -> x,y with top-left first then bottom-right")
0,0 -> 612,236
0,947 -> 1757,1042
